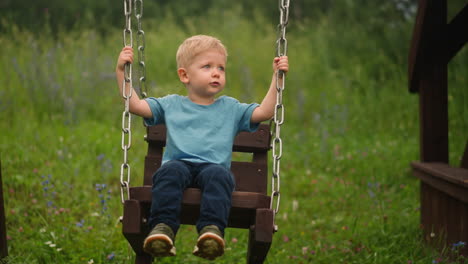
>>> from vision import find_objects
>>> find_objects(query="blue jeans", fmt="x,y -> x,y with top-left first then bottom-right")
148,160 -> 235,237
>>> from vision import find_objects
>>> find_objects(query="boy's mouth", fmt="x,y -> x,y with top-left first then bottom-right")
210,82 -> 220,87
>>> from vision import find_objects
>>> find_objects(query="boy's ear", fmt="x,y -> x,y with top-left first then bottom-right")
177,68 -> 189,84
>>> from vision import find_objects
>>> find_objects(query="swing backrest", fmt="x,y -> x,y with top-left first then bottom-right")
143,124 -> 271,194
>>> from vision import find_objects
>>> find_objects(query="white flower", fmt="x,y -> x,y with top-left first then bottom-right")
88,259 -> 94,264
292,200 -> 299,211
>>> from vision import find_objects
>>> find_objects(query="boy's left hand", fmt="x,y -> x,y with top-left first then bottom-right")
273,56 -> 289,75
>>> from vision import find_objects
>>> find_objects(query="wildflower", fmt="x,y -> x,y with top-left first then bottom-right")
231,238 -> 238,243
57,248 -> 63,252
302,247 -> 309,255
88,259 -> 94,264
283,235 -> 290,242
107,253 -> 115,260
292,200 -> 299,211
452,241 -> 466,251
76,219 -> 85,228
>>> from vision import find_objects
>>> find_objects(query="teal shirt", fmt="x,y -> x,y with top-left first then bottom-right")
144,95 -> 260,169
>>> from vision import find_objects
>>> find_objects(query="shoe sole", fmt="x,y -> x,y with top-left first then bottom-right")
143,234 -> 176,257
193,232 -> 225,260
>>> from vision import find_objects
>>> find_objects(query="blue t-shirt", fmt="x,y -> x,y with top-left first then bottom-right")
144,95 -> 260,169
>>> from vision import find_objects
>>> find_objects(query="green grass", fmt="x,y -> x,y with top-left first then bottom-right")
1,8 -> 467,264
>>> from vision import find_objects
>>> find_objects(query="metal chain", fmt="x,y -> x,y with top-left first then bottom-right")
120,0 -> 134,204
271,0 -> 290,231
120,0 -> 147,204
134,0 -> 147,99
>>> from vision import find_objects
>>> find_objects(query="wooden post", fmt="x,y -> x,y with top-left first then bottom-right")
417,0 -> 448,163
0,159 -> 8,259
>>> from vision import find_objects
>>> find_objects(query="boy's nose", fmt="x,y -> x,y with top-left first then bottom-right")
212,69 -> 220,77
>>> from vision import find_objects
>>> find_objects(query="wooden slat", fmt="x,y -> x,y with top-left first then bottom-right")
142,158 -> 268,193
233,124 -> 271,152
143,155 -> 161,186
231,161 -> 267,194
446,3 -> 468,62
128,187 -> 270,229
0,160 -> 7,259
145,125 -> 166,146
146,124 -> 271,152
412,162 -> 468,202
129,187 -> 270,210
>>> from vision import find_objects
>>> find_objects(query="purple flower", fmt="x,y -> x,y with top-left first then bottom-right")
107,253 -> 115,260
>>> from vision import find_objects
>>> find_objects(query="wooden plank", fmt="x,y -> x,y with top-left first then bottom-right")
446,3 -> 468,62
145,124 -> 166,146
129,187 -> 270,210
143,155 -> 161,186
412,163 -> 468,203
142,158 -> 268,193
233,124 -> 271,152
412,162 -> 468,188
146,124 -> 271,152
0,160 -> 7,259
231,161 -> 267,193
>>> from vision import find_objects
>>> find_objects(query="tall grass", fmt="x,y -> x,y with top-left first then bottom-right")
0,6 -> 467,264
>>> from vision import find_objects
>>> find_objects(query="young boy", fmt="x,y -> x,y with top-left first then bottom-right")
116,35 -> 289,260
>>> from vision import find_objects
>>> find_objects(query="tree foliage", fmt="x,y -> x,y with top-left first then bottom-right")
0,0 -> 417,34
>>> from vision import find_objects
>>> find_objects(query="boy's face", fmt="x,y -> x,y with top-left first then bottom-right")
180,49 -> 226,101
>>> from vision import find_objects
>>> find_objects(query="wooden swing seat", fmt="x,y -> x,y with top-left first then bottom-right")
122,123 -> 275,264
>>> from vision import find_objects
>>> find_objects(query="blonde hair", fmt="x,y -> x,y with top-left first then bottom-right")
176,35 -> 228,69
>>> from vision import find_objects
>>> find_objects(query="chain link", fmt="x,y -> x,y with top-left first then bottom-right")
134,0 -> 147,99
271,0 -> 290,231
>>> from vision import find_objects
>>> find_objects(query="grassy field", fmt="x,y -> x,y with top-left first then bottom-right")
1,8 -> 467,264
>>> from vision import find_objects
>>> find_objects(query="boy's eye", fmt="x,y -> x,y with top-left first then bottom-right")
202,65 -> 210,69
218,66 -> 225,71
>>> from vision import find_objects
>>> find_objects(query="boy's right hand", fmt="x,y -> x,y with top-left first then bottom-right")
116,46 -> 134,71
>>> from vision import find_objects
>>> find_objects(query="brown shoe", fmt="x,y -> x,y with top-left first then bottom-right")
192,225 -> 225,260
